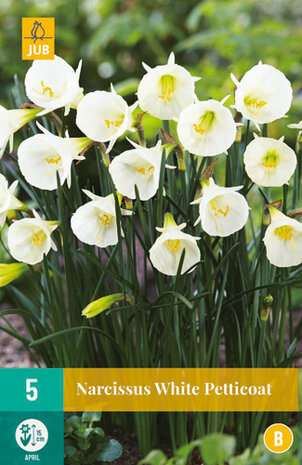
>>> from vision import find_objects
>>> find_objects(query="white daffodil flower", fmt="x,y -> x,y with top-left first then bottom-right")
243,135 -> 296,187
0,174 -> 23,228
25,55 -> 84,116
109,139 -> 165,200
76,87 -> 137,153
192,178 -> 249,237
0,105 -> 40,157
264,207 -> 302,267
177,98 -> 236,156
17,123 -> 91,191
8,210 -> 59,265
71,190 -> 132,248
137,52 -> 200,120
232,61 -> 292,125
149,213 -> 200,276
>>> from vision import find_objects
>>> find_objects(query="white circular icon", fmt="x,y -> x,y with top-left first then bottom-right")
15,419 -> 48,452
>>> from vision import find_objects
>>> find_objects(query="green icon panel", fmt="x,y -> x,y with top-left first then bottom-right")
0,412 -> 64,465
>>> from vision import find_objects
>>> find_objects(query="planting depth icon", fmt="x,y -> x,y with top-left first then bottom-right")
15,419 -> 48,452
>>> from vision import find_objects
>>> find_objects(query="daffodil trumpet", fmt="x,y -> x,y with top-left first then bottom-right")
232,61 -> 292,125
109,139 -> 169,201
177,98 -> 236,157
7,210 -> 59,265
25,55 -> 84,116
149,213 -> 201,276
76,85 -> 137,153
137,52 -> 200,120
192,178 -> 249,237
243,135 -> 296,187
17,123 -> 91,190
71,190 -> 132,248
264,206 -> 302,267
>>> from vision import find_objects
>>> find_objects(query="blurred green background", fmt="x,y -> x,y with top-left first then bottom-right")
1,0 -> 302,142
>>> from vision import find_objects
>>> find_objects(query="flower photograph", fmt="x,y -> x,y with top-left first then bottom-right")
1,0 -> 302,463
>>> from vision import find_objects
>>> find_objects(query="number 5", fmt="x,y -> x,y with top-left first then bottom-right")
26,378 -> 38,401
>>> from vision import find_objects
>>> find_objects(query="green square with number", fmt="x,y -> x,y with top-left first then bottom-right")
0,369 -> 63,411
0,411 -> 64,465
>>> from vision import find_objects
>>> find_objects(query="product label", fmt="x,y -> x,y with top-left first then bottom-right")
22,17 -> 55,60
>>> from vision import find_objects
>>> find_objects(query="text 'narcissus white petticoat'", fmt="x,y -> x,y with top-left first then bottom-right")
137,52 -> 200,120
149,213 -> 201,276
264,207 -> 302,267
177,98 -> 236,156
192,178 -> 249,237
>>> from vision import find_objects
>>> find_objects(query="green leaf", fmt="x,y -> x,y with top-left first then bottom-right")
67,415 -> 82,429
81,411 -> 102,424
77,438 -> 91,451
94,427 -> 105,437
229,448 -> 250,465
65,445 -> 77,457
199,434 -> 236,465
96,439 -> 123,462
138,450 -> 167,465
155,291 -> 193,310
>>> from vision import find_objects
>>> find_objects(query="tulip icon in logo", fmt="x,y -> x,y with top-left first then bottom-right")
30,21 -> 46,43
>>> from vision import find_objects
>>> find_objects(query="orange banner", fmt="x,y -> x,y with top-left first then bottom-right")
64,368 -> 298,412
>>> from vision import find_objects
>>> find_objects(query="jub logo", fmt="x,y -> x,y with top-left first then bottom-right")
22,18 -> 55,60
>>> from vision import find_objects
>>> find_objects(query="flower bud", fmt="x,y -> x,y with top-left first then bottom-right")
260,295 -> 273,322
0,263 -> 28,287
82,293 -> 133,318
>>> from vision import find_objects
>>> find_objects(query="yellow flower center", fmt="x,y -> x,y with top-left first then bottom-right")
166,239 -> 181,253
41,80 -> 54,97
274,225 -> 293,241
193,111 -> 215,136
244,96 -> 267,112
210,201 -> 230,218
208,196 -> 230,233
104,120 -> 122,129
32,230 -> 47,246
98,213 -> 112,226
159,74 -> 176,104
134,165 -> 154,175
262,151 -> 279,169
45,156 -> 62,165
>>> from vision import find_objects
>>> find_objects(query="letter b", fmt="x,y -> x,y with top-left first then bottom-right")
274,431 -> 283,446
43,45 -> 50,55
